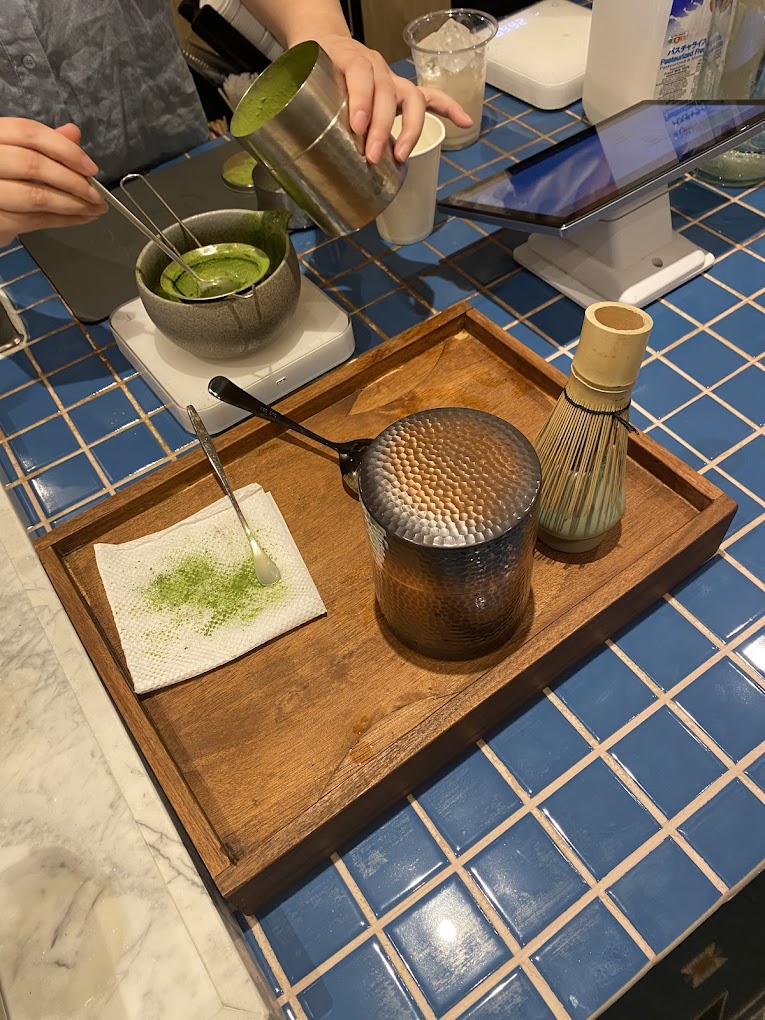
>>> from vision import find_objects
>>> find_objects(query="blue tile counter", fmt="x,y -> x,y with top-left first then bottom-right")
2,67 -> 765,1020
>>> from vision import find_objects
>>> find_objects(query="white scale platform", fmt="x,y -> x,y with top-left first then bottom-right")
110,278 -> 355,435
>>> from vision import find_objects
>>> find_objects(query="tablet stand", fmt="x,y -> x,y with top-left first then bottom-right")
513,187 -> 714,308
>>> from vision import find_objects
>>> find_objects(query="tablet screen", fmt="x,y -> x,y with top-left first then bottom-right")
439,101 -> 765,230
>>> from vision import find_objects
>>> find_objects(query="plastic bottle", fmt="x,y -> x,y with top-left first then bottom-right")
694,0 -> 765,187
583,0 -> 714,124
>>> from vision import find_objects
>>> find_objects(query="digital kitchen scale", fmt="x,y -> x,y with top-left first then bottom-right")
110,278 -> 355,434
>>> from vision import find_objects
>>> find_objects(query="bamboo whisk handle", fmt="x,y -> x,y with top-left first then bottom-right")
571,301 -> 653,399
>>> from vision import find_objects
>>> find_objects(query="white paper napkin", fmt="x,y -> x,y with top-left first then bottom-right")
94,484 -> 325,693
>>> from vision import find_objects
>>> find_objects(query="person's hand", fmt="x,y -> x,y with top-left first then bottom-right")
315,35 -> 472,163
0,119 -> 107,246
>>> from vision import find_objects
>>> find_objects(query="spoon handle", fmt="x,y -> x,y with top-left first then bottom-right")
186,405 -> 281,587
208,376 -> 341,454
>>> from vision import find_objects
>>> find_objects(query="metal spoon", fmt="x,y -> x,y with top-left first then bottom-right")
208,376 -> 374,494
186,405 -> 281,586
88,177 -> 241,301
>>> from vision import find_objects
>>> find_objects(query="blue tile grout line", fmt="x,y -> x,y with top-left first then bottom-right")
2,82 -> 765,1020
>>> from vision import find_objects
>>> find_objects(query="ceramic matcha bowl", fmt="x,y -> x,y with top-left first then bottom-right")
136,208 -> 301,359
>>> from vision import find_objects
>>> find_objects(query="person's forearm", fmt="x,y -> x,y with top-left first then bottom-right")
240,0 -> 351,48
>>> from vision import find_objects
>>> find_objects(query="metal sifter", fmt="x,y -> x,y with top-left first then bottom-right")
358,407 -> 541,660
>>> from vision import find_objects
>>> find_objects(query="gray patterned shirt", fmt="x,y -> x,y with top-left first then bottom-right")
0,0 -> 209,183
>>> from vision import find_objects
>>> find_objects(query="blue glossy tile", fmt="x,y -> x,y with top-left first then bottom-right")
612,707 -> 725,817
411,265 -> 475,311
671,554 -> 765,642
486,93 -> 529,119
456,969 -> 554,1020
720,435 -> 765,499
711,303 -> 765,357
28,324 -> 94,375
149,409 -> 194,451
126,375 -> 165,414
527,297 -> 583,346
349,313 -> 385,356
488,695 -> 590,796
670,180 -> 727,218
468,814 -> 588,945
614,600 -> 716,692
6,482 -> 40,526
0,442 -> 15,481
19,296 -> 72,340
506,320 -> 560,360
385,875 -> 510,1016
69,389 -> 140,443
468,293 -> 513,328
444,138 -> 506,172
290,226 -> 326,255
303,238 -> 366,280
731,521 -> 765,581
342,803 -> 447,917
49,491 -> 109,527
553,645 -> 656,740
49,355 -> 115,406
438,159 -> 463,186
532,900 -> 646,1020
520,108 -> 576,133
3,270 -> 55,309
8,417 -> 80,472
644,426 -> 706,470
705,468 -> 765,537
416,745 -> 521,854
0,246 -> 37,282
84,320 -> 114,349
0,380 -> 57,434
672,209 -> 691,231
470,157 -> 512,182
259,861 -> 368,984
91,423 -> 165,483
480,105 -> 509,135
380,245 -> 443,281
234,912 -> 282,996
664,332 -> 746,387
541,760 -> 660,879
640,301 -> 695,350
676,657 -> 765,761
679,223 -> 734,258
428,218 -> 485,257
391,57 -> 416,79
679,780 -> 765,886
736,627 -> 765,682
28,454 -> 103,518
663,395 -> 752,460
708,250 -> 765,296
714,365 -> 765,427
488,269 -> 559,316
631,359 -> 701,419
485,122 -> 539,155
453,241 -> 514,286
350,223 -> 394,259
608,839 -> 719,953
667,275 -> 740,323
362,289 -> 432,338
299,939 -> 422,1020
334,264 -> 398,310
703,203 -> 765,243
0,348 -> 35,395
746,751 -> 765,793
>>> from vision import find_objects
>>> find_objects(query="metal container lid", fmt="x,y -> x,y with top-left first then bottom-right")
358,407 -> 541,548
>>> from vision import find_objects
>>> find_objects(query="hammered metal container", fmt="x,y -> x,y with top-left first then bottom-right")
358,408 -> 541,660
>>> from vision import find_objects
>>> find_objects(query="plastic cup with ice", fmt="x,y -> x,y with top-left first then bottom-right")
404,9 -> 498,150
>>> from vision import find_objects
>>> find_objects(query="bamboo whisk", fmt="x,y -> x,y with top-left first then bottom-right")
535,301 -> 653,554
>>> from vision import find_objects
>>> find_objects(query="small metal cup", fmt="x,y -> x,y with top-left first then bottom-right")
231,41 -> 406,236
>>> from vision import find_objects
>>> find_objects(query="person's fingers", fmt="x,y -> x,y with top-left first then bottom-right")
419,86 -> 473,128
365,61 -> 399,163
0,117 -> 98,175
0,145 -> 105,207
55,122 -> 82,145
343,54 -> 376,135
0,177 -> 106,218
392,83 -> 427,161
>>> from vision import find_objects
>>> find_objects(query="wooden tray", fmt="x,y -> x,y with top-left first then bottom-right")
36,304 -> 736,911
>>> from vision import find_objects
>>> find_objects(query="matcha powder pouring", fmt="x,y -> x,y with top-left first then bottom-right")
143,551 -> 287,637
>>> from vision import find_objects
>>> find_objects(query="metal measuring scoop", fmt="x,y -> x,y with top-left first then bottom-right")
208,376 -> 374,493
187,405 -> 281,586
88,175 -> 243,301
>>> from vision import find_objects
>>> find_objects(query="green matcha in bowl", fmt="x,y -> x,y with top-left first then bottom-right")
136,208 -> 300,360
158,242 -> 270,301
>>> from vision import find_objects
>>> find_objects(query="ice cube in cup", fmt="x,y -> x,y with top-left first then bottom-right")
404,8 -> 498,150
